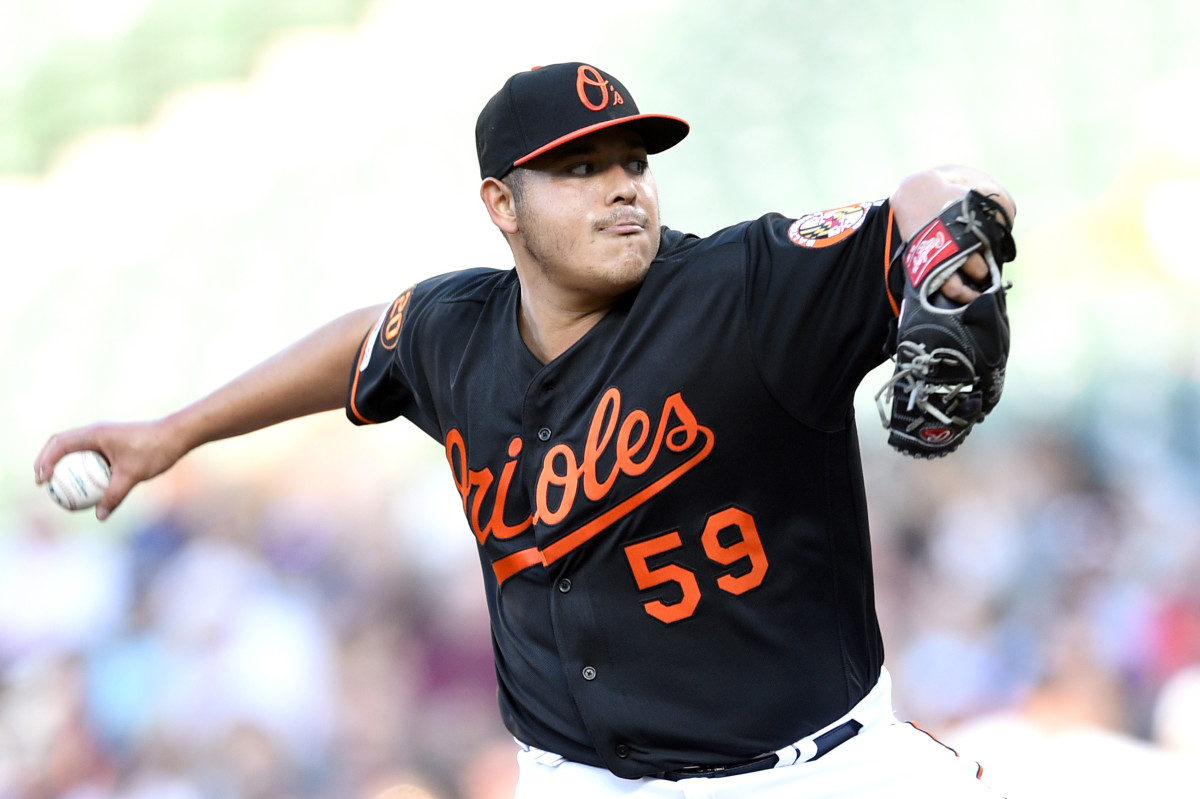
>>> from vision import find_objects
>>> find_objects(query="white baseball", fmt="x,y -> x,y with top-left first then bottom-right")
47,450 -> 112,511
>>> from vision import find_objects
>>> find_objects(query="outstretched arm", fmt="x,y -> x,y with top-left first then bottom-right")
34,303 -> 387,519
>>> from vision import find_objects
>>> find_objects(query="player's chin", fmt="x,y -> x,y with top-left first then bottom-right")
585,262 -> 649,300
609,250 -> 654,288
612,233 -> 657,268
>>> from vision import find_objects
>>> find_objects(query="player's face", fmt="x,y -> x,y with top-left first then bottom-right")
511,129 -> 661,304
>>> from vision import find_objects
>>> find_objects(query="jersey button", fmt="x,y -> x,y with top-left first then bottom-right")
615,744 -> 630,759
537,427 -> 552,441
558,578 -> 572,593
582,666 -> 597,681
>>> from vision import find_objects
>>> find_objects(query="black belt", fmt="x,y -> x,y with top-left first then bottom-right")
654,719 -> 863,781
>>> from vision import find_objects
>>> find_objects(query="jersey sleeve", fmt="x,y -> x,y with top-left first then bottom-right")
346,287 -> 419,427
345,280 -> 447,440
743,200 -> 900,429
345,268 -> 507,440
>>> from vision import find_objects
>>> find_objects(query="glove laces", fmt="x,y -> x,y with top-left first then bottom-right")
875,341 -> 977,430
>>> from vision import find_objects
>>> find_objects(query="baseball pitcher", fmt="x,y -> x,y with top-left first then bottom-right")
37,62 -> 1016,798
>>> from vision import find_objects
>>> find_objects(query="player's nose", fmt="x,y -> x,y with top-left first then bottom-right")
601,162 -> 639,205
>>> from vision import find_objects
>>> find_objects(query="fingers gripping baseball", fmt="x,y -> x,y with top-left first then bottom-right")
35,421 -> 185,519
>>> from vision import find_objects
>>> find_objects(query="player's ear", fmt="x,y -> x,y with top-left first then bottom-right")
480,177 -> 519,234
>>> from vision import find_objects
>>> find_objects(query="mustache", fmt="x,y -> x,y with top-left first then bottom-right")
595,208 -> 650,230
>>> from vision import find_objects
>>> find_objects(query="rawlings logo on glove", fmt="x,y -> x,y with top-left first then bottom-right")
876,190 -> 1015,458
904,221 -> 960,286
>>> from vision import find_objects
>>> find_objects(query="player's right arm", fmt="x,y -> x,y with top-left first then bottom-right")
33,303 -> 387,520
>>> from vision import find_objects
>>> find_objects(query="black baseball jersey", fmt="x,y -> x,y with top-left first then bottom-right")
347,201 -> 899,779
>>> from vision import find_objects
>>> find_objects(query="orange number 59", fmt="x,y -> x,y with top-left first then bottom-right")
624,508 -> 769,624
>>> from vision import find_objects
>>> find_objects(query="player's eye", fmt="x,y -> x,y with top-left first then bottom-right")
628,157 -> 649,175
566,161 -> 595,176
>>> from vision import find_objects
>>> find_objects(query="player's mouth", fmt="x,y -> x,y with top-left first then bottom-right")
596,210 -> 649,235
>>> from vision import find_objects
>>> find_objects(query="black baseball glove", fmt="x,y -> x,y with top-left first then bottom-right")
876,190 -> 1016,458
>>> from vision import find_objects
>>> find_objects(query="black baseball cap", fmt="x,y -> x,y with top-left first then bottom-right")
475,62 -> 690,180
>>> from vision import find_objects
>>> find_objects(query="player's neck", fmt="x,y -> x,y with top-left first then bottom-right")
516,290 -> 611,364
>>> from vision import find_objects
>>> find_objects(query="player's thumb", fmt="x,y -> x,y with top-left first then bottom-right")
97,470 -> 135,521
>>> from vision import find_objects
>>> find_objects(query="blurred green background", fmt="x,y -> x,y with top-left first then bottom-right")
2,2 -> 1199,798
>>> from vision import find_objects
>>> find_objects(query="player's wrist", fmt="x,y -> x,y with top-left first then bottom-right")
158,407 -> 209,460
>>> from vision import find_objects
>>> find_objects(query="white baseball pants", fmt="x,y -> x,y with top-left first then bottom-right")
513,669 -> 1002,799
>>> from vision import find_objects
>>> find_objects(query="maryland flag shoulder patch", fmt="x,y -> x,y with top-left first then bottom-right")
787,203 -> 870,248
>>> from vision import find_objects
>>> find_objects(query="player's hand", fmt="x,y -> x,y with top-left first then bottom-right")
937,252 -> 991,305
891,166 -> 1016,307
34,419 -> 186,520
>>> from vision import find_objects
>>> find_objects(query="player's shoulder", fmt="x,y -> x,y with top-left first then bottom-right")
654,222 -> 753,260
657,202 -> 884,254
652,212 -> 831,266
653,200 -> 892,276
398,267 -> 517,338
415,266 -> 516,305
651,223 -> 758,272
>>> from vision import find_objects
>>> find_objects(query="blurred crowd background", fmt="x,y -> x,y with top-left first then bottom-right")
3,1 -> 1199,797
